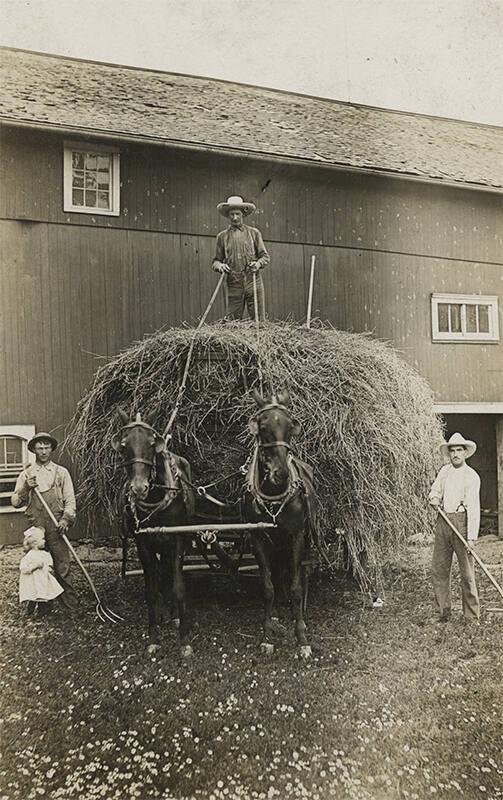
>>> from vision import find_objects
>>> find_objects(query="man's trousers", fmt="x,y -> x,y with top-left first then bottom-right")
431,511 -> 480,620
44,529 -> 80,612
225,270 -> 265,321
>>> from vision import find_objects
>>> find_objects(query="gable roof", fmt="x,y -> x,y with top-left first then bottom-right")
1,47 -> 502,190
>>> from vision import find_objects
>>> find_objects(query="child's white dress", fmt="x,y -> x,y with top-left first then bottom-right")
19,550 -> 64,603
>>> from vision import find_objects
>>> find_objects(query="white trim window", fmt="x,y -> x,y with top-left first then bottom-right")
64,142 -> 120,216
0,426 -> 35,513
431,293 -> 500,342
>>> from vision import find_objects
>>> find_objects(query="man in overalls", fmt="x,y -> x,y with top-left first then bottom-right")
212,195 -> 270,321
429,432 -> 480,623
12,432 -> 79,612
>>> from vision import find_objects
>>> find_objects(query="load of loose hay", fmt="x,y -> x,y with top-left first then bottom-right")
66,320 -> 443,589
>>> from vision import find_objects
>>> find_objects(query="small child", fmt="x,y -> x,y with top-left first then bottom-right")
19,526 -> 63,618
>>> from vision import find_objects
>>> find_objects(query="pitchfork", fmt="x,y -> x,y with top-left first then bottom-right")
33,488 -> 123,624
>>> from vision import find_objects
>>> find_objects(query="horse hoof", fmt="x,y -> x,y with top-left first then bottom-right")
260,642 -> 274,656
181,644 -> 193,659
172,618 -> 180,629
299,645 -> 312,659
147,643 -> 162,656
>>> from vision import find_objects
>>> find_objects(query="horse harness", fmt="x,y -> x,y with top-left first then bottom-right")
120,421 -> 184,532
245,401 -> 309,529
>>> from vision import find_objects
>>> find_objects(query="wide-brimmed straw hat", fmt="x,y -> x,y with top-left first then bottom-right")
439,432 -> 477,460
28,432 -> 58,453
217,195 -> 256,217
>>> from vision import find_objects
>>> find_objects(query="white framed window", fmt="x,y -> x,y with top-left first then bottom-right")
0,425 -> 35,514
431,294 -> 500,342
64,141 -> 120,216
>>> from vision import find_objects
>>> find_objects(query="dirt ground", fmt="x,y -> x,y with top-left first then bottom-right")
0,535 -> 502,800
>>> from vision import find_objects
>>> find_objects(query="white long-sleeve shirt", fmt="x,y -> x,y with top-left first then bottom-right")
429,463 -> 481,540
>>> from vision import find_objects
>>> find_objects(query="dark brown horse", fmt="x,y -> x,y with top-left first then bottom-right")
242,389 -> 317,658
112,410 -> 195,657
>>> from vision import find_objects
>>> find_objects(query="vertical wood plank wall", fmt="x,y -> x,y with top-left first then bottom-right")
1,126 -> 502,432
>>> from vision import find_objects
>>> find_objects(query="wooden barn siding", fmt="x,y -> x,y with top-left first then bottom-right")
1,219 -> 502,436
1,126 -> 503,266
309,245 -> 503,402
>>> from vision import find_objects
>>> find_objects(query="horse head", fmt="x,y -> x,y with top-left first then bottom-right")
249,389 -> 301,489
112,408 -> 166,501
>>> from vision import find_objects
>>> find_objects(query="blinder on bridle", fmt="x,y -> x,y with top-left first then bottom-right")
250,401 -> 299,451
111,417 -> 166,469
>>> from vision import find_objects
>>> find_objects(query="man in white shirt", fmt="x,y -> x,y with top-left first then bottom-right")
429,432 -> 480,622
12,432 -> 79,613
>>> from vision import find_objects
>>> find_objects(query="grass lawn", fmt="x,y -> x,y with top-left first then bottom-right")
0,536 -> 502,800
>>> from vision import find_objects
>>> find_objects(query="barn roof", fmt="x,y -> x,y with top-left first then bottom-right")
1,47 -> 502,190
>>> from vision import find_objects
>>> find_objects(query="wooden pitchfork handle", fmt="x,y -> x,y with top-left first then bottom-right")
33,487 -> 104,607
437,507 -> 503,604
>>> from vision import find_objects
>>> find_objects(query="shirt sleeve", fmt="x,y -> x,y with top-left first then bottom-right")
466,470 -> 481,540
253,228 -> 270,270
428,465 -> 446,504
60,468 -> 77,524
212,231 -> 226,271
11,469 -> 30,508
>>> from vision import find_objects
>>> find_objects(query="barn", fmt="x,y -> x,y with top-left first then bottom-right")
1,47 -> 502,544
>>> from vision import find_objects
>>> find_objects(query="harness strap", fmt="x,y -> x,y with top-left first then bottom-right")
123,457 -> 155,467
177,470 -> 243,509
254,403 -> 289,415
127,450 -> 183,531
258,441 -> 292,450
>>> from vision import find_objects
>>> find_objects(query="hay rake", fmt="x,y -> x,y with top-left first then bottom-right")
34,488 -> 123,624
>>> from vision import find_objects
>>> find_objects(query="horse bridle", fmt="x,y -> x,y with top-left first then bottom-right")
254,403 -> 293,452
119,421 -> 164,471
120,422 -> 182,528
123,456 -> 156,467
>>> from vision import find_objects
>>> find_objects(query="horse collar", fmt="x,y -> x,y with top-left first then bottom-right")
250,449 -> 298,503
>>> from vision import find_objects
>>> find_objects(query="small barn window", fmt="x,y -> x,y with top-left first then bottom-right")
0,426 -> 35,513
431,294 -> 499,342
64,142 -> 120,216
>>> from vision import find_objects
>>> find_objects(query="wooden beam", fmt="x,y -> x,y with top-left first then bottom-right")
497,416 -> 503,539
434,402 -> 503,414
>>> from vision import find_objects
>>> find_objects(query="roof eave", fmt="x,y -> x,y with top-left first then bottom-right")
1,116 -> 501,195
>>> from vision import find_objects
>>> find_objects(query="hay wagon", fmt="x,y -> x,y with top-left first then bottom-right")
69,320 -> 442,596
119,482 -> 270,581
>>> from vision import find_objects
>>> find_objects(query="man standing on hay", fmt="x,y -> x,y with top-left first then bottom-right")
429,432 -> 480,623
212,195 -> 270,321
12,432 -> 79,614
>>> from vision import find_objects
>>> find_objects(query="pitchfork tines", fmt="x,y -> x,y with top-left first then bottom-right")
33,488 -> 124,624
